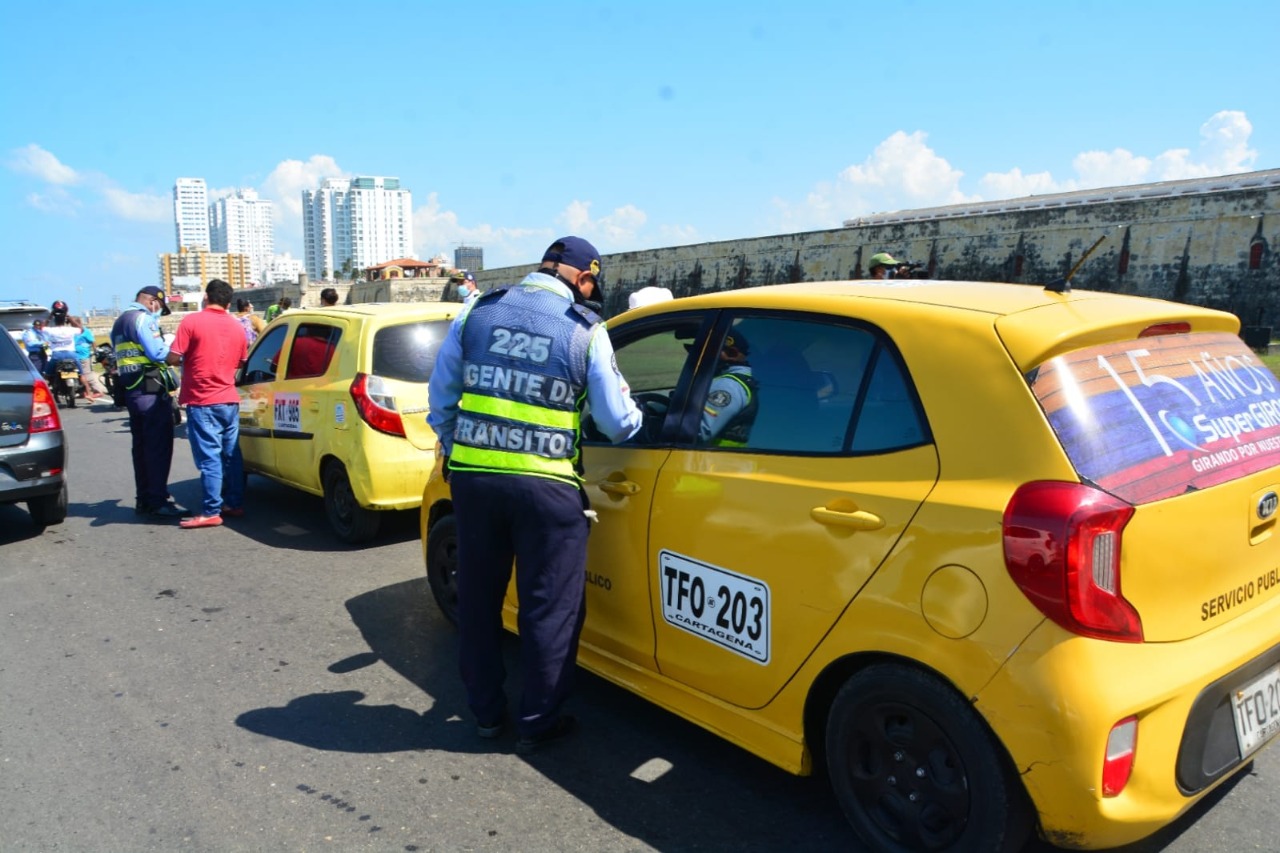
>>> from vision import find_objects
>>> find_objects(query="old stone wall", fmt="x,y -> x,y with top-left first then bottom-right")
469,172 -> 1280,328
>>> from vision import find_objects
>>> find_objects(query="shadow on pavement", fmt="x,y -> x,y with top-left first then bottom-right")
237,576 -> 858,851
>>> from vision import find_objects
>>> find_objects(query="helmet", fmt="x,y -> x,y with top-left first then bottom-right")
50,300 -> 69,323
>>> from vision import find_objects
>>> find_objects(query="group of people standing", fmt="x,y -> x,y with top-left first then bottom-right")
110,281 -> 247,528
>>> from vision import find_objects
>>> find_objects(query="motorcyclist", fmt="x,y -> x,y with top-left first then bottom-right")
42,300 -> 82,382
22,319 -> 49,373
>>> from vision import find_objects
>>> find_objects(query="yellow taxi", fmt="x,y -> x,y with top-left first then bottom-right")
238,302 -> 457,542
420,280 -> 1280,851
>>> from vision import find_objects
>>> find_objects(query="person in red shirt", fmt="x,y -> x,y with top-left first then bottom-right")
165,279 -> 248,528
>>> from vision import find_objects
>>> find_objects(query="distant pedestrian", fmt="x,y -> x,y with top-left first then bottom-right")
264,296 -> 292,323
234,298 -> 264,346
166,279 -> 248,529
867,252 -> 900,280
111,285 -> 185,519
73,320 -> 107,401
320,287 -> 339,307
451,271 -> 480,306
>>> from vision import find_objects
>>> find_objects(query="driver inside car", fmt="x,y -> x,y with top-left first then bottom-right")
697,330 -> 758,447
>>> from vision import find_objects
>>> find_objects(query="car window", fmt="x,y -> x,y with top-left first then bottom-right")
0,333 -> 30,371
371,320 -> 451,383
695,315 -> 927,455
285,323 -> 342,380
1030,330 -> 1280,504
240,325 -> 288,385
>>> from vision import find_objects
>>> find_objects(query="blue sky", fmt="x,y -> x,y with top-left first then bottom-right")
2,0 -> 1275,312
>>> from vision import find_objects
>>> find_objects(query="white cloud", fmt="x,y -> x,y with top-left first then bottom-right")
555,200 -> 648,247
262,155 -> 346,222
774,131 -> 976,231
26,189 -> 80,216
412,191 -> 551,268
101,187 -> 169,222
9,144 -> 80,185
982,110 -> 1259,200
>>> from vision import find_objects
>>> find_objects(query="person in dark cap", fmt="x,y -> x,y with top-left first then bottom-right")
428,235 -> 642,754
867,252 -> 901,280
697,327 -> 758,446
110,285 -> 185,519
452,270 -> 480,306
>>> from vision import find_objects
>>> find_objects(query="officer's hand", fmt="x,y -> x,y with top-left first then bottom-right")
441,455 -> 451,484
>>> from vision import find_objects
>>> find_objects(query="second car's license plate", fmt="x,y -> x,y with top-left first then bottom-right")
1233,663 -> 1280,758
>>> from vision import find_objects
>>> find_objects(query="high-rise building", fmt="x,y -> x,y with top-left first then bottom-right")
210,189 -> 275,284
302,176 -> 414,280
264,252 -> 305,286
454,245 -> 483,272
173,177 -> 210,250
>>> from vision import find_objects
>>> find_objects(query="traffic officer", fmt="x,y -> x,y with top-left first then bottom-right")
428,236 -> 642,754
697,329 -> 758,447
111,285 -> 185,519
22,319 -> 49,373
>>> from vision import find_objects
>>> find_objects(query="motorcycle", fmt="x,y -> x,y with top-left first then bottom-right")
94,342 -> 123,407
49,356 -> 82,409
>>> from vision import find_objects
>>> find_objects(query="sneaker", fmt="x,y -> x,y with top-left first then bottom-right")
515,715 -> 576,755
179,514 -> 223,529
221,506 -> 245,518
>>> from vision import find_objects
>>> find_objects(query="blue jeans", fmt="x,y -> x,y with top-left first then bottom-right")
186,403 -> 243,517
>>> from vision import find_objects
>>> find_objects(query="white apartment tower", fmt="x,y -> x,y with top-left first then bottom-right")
173,177 -> 210,250
302,176 -> 414,280
210,189 -> 276,284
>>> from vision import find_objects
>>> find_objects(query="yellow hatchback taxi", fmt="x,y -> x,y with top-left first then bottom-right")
420,281 -> 1280,851
238,302 -> 457,542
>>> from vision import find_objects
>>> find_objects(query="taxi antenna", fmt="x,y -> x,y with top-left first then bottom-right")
1045,227 -> 1120,294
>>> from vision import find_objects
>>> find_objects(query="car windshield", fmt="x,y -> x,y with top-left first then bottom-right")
371,320 -> 451,383
1030,331 -> 1280,504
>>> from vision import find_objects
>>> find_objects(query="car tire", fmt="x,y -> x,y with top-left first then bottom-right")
322,462 -> 380,543
426,514 -> 459,626
825,664 -> 1033,853
28,482 -> 68,528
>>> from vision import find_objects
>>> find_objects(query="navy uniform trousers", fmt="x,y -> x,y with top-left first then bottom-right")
125,389 -> 175,510
450,469 -> 590,738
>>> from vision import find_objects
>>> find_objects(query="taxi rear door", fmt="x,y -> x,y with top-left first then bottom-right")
272,319 -> 347,491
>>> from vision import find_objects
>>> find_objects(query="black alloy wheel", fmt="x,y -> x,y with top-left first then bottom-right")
426,514 -> 460,626
825,664 -> 1032,853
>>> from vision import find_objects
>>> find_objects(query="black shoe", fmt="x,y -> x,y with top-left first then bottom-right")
147,503 -> 189,519
476,716 -> 506,740
515,715 -> 576,755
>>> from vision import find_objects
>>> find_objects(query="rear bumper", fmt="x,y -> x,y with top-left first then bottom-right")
345,430 -> 435,510
976,594 -> 1280,849
0,432 -> 67,504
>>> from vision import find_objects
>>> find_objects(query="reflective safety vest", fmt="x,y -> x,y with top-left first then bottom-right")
110,309 -> 175,393
449,285 -> 598,485
711,369 -> 759,447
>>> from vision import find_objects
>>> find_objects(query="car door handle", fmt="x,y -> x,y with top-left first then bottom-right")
598,480 -> 640,496
308,401 -> 320,412
811,504 -> 885,531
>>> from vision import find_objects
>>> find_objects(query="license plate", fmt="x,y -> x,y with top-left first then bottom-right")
60,370 -> 78,378
658,550 -> 770,663
1233,663 -> 1280,757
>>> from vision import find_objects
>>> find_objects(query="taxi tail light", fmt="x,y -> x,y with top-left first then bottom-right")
30,379 -> 62,433
1102,716 -> 1138,797
350,373 -> 405,437
1138,322 -> 1191,337
1003,481 -> 1144,642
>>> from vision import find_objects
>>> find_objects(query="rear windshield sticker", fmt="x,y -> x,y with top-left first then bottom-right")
1031,332 -> 1280,504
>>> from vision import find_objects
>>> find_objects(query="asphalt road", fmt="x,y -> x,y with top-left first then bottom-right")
1,405 -> 1276,852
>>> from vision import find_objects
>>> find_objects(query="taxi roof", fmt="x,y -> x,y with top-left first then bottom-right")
614,280 -> 1241,373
